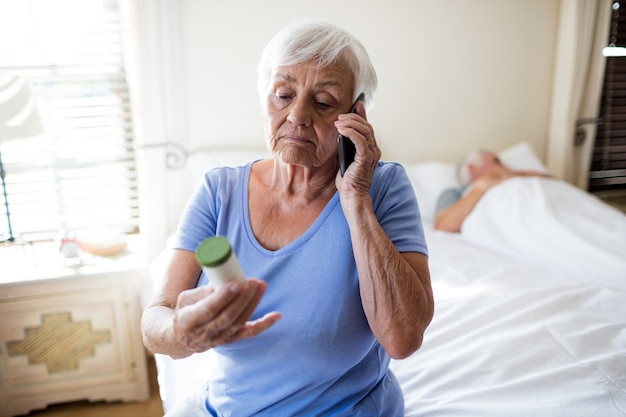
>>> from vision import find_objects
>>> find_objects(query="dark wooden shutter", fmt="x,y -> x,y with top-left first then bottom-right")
590,1 -> 626,191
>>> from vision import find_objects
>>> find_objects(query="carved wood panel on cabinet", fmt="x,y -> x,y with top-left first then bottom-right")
0,268 -> 150,417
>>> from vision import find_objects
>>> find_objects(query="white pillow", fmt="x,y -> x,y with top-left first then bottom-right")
498,141 -> 549,173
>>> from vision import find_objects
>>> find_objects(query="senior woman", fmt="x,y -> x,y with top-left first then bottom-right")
141,21 -> 434,416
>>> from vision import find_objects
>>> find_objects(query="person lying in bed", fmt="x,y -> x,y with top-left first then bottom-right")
141,21 -> 434,417
434,149 -> 548,232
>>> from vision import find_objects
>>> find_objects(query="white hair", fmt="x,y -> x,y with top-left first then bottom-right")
257,21 -> 378,111
458,149 -> 487,185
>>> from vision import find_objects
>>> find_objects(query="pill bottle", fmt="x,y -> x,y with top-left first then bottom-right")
195,236 -> 246,288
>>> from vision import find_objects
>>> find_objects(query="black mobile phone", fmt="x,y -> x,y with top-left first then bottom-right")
338,93 -> 365,176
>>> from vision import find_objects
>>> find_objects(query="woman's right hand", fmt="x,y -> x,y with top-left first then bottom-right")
172,279 -> 281,353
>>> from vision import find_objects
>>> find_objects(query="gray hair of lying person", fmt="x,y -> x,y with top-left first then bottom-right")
458,149 -> 491,186
257,20 -> 378,111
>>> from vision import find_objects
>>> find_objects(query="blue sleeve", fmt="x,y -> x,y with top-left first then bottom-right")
435,187 -> 463,214
371,162 -> 428,256
171,166 -> 239,252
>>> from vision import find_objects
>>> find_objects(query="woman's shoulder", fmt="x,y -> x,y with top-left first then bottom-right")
206,160 -> 255,175
373,161 -> 410,184
203,160 -> 260,182
370,161 -> 414,200
195,161 -> 256,198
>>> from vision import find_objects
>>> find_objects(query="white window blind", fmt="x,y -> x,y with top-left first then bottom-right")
0,0 -> 138,241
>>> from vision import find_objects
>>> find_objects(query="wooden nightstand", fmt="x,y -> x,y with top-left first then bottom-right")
0,242 -> 150,417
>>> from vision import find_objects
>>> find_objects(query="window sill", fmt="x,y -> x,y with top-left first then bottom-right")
0,235 -> 145,285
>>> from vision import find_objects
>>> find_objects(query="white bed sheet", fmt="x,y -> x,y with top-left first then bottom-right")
146,149 -> 626,415
391,225 -> 626,417
462,177 -> 626,290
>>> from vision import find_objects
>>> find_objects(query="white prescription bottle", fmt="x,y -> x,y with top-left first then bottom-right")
195,236 -> 246,288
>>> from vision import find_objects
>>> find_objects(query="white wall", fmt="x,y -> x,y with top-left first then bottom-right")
176,0 -> 559,163
132,0 -> 562,257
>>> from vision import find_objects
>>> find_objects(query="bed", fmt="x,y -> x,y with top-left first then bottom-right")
143,142 -> 626,416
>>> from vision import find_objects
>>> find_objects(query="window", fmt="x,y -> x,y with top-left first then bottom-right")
590,1 -> 626,191
0,0 -> 138,242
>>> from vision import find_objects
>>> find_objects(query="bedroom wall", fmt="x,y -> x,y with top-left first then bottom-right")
131,0 -> 562,257
174,0 -> 560,164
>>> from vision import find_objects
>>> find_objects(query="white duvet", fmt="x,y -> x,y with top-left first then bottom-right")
149,170 -> 626,416
461,177 -> 626,290
391,222 -> 626,417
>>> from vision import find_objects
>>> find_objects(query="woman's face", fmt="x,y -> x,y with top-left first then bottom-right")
265,59 -> 355,168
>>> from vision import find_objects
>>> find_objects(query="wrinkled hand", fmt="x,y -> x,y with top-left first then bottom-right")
334,100 -> 381,201
172,279 -> 281,353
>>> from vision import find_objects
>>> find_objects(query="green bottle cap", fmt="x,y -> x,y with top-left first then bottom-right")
196,236 -> 232,267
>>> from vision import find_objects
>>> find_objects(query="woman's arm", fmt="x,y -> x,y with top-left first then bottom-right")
346,198 -> 434,359
141,249 -> 281,359
335,104 -> 434,359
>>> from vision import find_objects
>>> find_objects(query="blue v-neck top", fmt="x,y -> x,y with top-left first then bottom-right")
173,160 -> 427,416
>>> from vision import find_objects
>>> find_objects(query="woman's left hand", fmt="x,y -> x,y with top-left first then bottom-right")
334,101 -> 381,198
